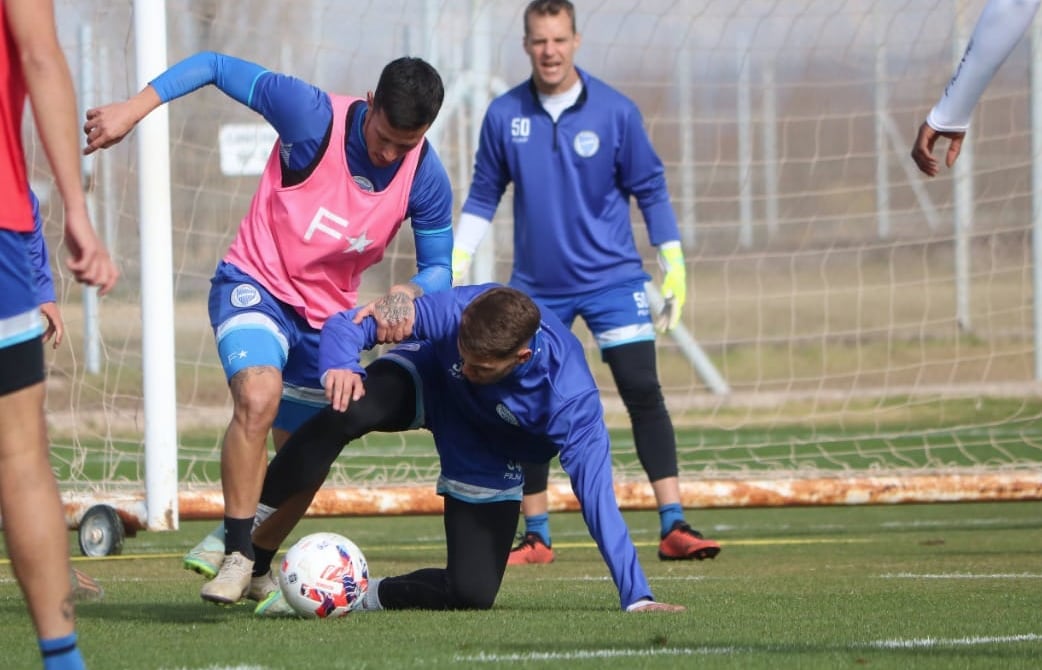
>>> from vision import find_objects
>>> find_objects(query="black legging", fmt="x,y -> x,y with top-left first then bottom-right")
261,359 -> 519,610
377,496 -> 519,610
260,358 -> 416,507
522,339 -> 678,495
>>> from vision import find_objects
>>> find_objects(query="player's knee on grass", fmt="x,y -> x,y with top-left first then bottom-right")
450,579 -> 498,610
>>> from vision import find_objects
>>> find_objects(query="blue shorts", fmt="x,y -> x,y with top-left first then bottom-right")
0,230 -> 44,394
381,342 -> 524,503
0,229 -> 42,347
530,278 -> 655,354
208,261 -> 327,432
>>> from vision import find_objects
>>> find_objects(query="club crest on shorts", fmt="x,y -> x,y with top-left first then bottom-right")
573,130 -> 600,158
231,283 -> 261,308
496,403 -> 519,426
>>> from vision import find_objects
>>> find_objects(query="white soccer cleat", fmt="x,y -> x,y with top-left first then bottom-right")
200,552 -> 253,605
247,570 -> 279,602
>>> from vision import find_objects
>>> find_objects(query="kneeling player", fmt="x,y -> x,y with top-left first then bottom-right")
249,284 -> 685,614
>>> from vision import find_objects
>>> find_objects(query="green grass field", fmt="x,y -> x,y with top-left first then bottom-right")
2,502 -> 1040,669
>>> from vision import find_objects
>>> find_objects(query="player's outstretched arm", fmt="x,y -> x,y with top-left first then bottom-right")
911,0 -> 1040,176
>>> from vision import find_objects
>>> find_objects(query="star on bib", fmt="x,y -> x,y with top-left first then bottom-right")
344,232 -> 373,253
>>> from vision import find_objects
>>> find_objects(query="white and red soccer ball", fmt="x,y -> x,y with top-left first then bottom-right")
278,532 -> 369,618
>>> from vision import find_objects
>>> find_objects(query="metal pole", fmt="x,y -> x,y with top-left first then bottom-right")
952,0 -> 974,332
470,0 -> 495,283
874,7 -> 891,239
678,46 -> 696,248
761,56 -> 778,240
1032,13 -> 1042,380
78,25 -> 100,374
737,32 -> 753,248
134,0 -> 179,531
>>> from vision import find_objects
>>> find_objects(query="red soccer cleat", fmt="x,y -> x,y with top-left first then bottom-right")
506,532 -> 555,565
658,521 -> 721,561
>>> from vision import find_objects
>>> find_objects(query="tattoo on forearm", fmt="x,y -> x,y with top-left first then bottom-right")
375,292 -> 413,325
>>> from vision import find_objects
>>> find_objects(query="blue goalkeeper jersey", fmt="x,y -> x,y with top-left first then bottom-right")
461,69 -> 680,296
150,51 -> 452,295
321,283 -> 655,609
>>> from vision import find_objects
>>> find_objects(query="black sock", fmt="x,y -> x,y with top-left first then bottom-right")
224,516 -> 255,560
252,545 -> 277,576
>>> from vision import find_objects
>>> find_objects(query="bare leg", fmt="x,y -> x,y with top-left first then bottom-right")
519,490 -> 549,517
650,476 -> 681,507
222,366 -> 281,519
0,382 -> 75,639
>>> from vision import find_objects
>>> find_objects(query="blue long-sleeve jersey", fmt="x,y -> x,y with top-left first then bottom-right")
461,69 -> 680,296
150,51 -> 452,295
25,190 -> 55,305
321,284 -> 655,609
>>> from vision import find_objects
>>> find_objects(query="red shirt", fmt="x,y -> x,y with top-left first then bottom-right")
0,6 -> 32,232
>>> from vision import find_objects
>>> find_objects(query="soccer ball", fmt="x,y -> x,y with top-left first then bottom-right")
278,532 -> 369,618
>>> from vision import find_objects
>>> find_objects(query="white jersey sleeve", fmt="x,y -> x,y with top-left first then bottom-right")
927,0 -> 1040,132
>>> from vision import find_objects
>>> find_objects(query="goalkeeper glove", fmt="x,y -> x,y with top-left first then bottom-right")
452,248 -> 473,286
656,242 -> 686,332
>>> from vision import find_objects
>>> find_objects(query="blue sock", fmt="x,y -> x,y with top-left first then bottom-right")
524,513 -> 551,546
658,503 -> 685,537
40,633 -> 85,670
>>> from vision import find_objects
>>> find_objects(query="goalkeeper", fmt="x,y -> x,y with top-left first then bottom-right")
451,0 -> 718,564
251,284 -> 685,614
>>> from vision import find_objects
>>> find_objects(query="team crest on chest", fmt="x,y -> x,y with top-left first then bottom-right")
496,403 -> 519,426
573,130 -> 600,158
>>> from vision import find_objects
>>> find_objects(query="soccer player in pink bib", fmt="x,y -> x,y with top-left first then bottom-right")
84,52 -> 453,605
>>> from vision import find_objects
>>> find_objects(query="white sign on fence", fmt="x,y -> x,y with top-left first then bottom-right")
218,123 -> 278,176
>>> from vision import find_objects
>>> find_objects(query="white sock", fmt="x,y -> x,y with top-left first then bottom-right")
251,504 -> 277,532
363,577 -> 384,611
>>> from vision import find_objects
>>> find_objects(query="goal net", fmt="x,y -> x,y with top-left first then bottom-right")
30,0 -> 1042,533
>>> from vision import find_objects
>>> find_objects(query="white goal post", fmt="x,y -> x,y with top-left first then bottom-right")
25,0 -> 1042,538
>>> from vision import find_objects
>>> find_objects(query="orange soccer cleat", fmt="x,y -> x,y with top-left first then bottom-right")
506,532 -> 555,565
658,522 -> 721,561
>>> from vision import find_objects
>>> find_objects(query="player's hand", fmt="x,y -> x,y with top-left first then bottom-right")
62,207 -> 119,294
39,302 -> 65,348
354,285 -> 416,343
83,87 -> 161,155
657,243 -> 686,332
451,248 -> 472,286
626,599 -> 686,613
911,121 -> 966,177
324,369 -> 365,412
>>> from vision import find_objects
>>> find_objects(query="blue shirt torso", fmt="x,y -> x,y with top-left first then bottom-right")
461,70 -> 680,297
320,284 -> 654,609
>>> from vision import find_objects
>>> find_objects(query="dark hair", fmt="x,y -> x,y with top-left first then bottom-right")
372,57 -> 444,131
524,0 -> 576,36
459,287 -> 541,359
